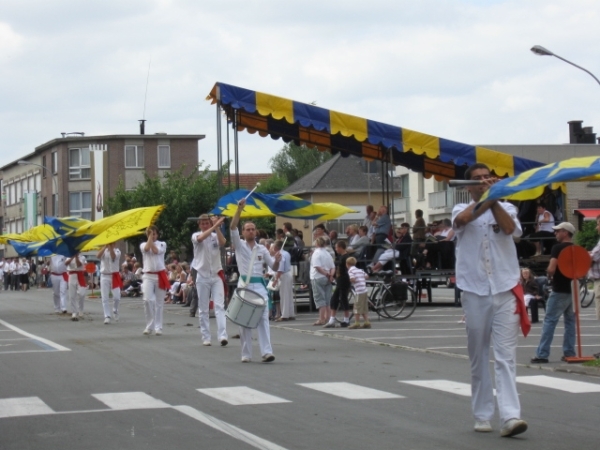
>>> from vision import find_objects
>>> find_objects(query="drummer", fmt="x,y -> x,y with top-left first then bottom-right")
230,198 -> 281,363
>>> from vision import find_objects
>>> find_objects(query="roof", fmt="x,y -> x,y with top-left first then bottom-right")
283,153 -> 402,195
207,82 -> 544,180
35,134 -> 205,152
574,209 -> 600,220
221,173 -> 273,190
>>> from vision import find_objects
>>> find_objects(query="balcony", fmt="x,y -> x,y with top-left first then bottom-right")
392,196 -> 410,214
428,187 -> 471,211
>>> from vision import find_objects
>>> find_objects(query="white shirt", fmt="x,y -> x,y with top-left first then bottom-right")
191,231 -> 223,278
50,255 -> 67,274
100,248 -> 121,274
537,211 -> 555,232
67,255 -> 87,272
277,250 -> 291,274
230,229 -> 275,279
8,262 -> 16,273
452,201 -> 522,296
140,240 -> 167,272
310,247 -> 335,280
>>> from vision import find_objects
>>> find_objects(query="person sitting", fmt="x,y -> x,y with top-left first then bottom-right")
531,203 -> 555,256
521,268 -> 543,323
348,226 -> 370,265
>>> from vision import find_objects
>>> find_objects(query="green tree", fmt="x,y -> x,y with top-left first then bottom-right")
106,165 -> 221,261
269,142 -> 332,185
576,220 -> 599,250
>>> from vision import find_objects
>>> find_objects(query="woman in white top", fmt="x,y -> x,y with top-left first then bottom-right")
140,225 -> 168,336
532,203 -> 555,256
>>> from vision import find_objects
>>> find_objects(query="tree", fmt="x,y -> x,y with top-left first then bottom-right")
576,220 -> 599,250
269,142 -> 332,185
106,165 -> 221,261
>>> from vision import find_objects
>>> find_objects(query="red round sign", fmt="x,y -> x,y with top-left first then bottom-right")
557,245 -> 591,279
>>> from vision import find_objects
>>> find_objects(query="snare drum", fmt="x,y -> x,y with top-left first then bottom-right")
226,288 -> 266,328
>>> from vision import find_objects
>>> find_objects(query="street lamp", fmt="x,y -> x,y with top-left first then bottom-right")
530,45 -> 600,87
17,160 -> 60,217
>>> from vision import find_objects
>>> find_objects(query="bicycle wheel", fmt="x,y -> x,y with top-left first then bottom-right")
334,288 -> 355,323
580,278 -> 595,308
382,282 -> 417,320
370,285 -> 392,319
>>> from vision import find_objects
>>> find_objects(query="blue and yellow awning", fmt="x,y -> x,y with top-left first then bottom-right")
207,82 -> 544,180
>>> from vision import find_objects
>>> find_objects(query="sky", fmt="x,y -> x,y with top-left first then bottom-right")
1,0 -> 600,174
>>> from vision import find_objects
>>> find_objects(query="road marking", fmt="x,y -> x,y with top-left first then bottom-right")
0,397 -> 55,418
298,382 -> 403,399
174,405 -> 288,450
517,375 -> 600,393
197,386 -> 291,406
399,380 -> 497,397
0,319 -> 70,352
92,392 -> 171,410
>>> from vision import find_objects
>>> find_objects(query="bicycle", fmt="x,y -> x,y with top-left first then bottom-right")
579,277 -> 595,308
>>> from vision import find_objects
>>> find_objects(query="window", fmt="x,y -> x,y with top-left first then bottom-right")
418,173 -> 425,201
52,152 -> 58,174
52,194 -> 58,216
69,191 -> 92,219
43,197 -> 47,217
158,145 -> 171,168
42,155 -> 47,178
400,174 -> 409,198
69,148 -> 91,180
125,145 -> 144,168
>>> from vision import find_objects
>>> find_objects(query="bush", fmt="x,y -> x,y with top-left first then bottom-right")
575,221 -> 599,250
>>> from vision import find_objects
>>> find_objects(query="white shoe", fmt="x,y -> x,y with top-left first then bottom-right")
500,418 -> 528,437
78,312 -> 84,319
262,354 -> 275,363
241,357 -> 251,363
474,420 -> 493,432
143,328 -> 151,335
203,341 -> 211,346
155,329 -> 162,336
113,311 -> 119,322
104,317 -> 110,325
71,313 -> 79,322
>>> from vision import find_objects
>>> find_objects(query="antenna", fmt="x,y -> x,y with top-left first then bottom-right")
142,56 -> 151,120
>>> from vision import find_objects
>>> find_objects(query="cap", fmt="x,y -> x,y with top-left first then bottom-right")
552,222 -> 576,234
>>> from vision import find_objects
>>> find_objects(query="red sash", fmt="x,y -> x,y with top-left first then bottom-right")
511,283 -> 531,337
147,270 -> 170,290
218,269 -> 228,298
112,272 -> 123,289
69,271 -> 87,288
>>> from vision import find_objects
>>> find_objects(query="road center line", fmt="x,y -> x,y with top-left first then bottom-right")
0,319 -> 70,352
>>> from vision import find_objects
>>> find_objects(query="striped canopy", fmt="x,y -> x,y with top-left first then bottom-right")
207,82 -> 544,180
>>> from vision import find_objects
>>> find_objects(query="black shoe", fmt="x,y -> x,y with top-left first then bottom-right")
530,357 -> 549,364
340,322 -> 349,328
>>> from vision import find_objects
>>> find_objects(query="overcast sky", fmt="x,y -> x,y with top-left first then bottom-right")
1,0 -> 599,174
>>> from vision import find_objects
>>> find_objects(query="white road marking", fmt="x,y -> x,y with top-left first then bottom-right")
92,392 -> 171,410
197,386 -> 291,406
174,405 -> 288,450
517,375 -> 600,393
0,319 -> 70,352
0,397 -> 55,418
298,382 -> 403,399
399,380 -> 496,397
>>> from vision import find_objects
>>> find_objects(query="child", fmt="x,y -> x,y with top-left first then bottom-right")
347,257 -> 370,329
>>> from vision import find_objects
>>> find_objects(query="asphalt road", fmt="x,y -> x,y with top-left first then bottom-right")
1,287 -> 599,450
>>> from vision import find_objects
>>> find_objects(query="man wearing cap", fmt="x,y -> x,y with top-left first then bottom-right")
531,222 -> 577,364
191,214 -> 228,347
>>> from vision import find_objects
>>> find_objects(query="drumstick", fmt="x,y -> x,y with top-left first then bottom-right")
243,182 -> 261,201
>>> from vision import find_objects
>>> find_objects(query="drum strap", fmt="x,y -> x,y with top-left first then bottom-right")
240,275 -> 266,286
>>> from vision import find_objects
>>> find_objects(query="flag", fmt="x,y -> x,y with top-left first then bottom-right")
9,206 -> 164,257
480,156 -> 600,202
211,190 -> 357,220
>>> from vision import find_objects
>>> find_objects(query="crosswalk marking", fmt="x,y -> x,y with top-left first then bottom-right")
298,382 -> 403,400
92,392 -> 171,410
400,380 -> 472,397
516,375 -> 600,393
197,387 -> 291,405
0,396 -> 55,418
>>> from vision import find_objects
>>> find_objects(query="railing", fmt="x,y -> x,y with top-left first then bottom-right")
393,196 -> 410,213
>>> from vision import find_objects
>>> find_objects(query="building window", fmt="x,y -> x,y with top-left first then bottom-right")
52,152 -> 58,174
418,173 -> 425,201
42,155 -> 47,178
125,145 -> 144,168
69,148 -> 91,180
43,197 -> 47,217
158,145 -> 171,168
69,191 -> 92,219
52,194 -> 58,216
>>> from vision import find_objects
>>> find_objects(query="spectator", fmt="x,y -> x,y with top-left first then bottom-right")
310,237 -> 335,326
373,205 -> 392,246
531,203 -> 555,256
588,214 -> 600,323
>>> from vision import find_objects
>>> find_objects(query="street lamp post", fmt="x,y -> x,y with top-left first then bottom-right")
530,45 -> 600,87
17,160 -> 60,217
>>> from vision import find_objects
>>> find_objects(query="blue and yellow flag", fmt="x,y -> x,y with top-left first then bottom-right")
9,206 -> 164,257
481,156 -> 600,202
211,190 -> 357,220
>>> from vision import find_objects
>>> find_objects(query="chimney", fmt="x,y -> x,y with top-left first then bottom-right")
139,119 -> 146,135
568,120 -> 597,144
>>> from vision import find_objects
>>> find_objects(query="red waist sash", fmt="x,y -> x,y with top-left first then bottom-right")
146,270 -> 170,290
112,272 -> 123,289
68,271 -> 87,288
511,283 -> 531,337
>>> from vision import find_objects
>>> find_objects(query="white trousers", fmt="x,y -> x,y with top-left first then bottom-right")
461,290 -> 521,424
142,274 -> 164,332
67,274 -> 86,314
51,274 -> 67,312
238,282 -> 272,359
196,274 -> 227,342
100,274 -> 121,318
278,271 -> 294,318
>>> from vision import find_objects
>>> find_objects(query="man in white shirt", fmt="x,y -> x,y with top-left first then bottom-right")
192,214 -> 228,347
273,240 -> 294,321
230,198 -> 281,363
97,243 -> 122,324
50,255 -> 68,313
453,163 -> 528,438
140,225 -> 168,336
65,253 -> 87,321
